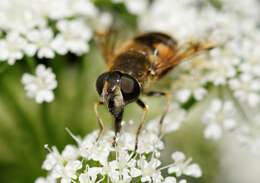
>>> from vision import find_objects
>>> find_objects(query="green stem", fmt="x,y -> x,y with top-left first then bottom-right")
50,55 -> 66,98
0,63 -> 9,76
209,0 -> 222,9
0,125 -> 25,155
41,102 -> 55,145
217,85 -> 226,101
0,125 -> 42,171
0,81 -> 42,152
25,56 -> 36,74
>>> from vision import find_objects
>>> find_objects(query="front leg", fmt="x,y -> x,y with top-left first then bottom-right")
94,101 -> 105,141
145,91 -> 172,134
135,99 -> 148,151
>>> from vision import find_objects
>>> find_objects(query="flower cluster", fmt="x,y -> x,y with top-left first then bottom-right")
112,0 -> 149,15
139,0 -> 260,152
0,0 -> 112,65
147,103 -> 186,135
37,119 -> 202,183
202,98 -> 237,140
21,64 -> 57,103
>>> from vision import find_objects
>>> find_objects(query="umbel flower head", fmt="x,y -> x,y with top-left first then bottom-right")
139,0 -> 260,153
21,64 -> 57,103
37,119 -> 201,183
0,0 -> 111,64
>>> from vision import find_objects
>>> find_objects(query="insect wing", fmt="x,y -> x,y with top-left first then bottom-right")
95,26 -> 135,65
154,41 -> 214,76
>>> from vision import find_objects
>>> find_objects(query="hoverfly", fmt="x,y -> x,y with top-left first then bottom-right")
94,30 -> 213,150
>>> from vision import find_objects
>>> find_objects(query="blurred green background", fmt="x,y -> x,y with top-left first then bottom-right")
0,1 -> 220,183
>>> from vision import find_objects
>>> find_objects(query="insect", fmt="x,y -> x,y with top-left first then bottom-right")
94,30 -> 213,150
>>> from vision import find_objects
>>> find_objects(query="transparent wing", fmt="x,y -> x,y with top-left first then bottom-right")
154,41 -> 214,77
95,23 -> 135,64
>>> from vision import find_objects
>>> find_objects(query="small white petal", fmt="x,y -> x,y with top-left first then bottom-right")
179,179 -> 187,183
176,89 -> 191,103
223,119 -> 237,131
164,177 -> 176,183
171,152 -> 185,162
204,123 -> 222,140
184,164 -> 202,178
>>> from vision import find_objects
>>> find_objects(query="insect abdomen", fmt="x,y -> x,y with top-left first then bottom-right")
134,32 -> 177,55
134,32 -> 178,79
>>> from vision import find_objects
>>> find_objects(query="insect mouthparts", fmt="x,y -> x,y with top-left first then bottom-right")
107,84 -> 117,93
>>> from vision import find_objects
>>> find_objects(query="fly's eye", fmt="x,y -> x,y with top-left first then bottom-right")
121,76 -> 135,93
96,72 -> 109,95
120,75 -> 140,103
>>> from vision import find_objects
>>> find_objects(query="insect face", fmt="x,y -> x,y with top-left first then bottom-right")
96,71 -> 141,117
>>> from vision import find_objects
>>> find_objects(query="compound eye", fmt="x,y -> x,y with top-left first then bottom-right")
121,75 -> 135,94
120,75 -> 140,103
96,72 -> 109,95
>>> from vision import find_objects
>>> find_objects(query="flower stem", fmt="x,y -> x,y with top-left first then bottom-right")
0,80 -> 42,152
41,102 -> 56,145
25,55 -> 36,74
217,85 -> 224,99
0,62 -> 9,75
226,86 -> 251,123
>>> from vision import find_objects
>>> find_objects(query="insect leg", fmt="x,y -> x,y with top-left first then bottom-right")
135,99 -> 149,151
145,91 -> 172,135
94,101 -> 105,141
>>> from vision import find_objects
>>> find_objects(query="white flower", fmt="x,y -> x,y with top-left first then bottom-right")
61,145 -> 79,161
40,0 -> 98,19
26,28 -> 55,59
235,115 -> 260,154
52,160 -> 82,183
238,59 -> 260,78
93,12 -> 113,29
137,131 -> 164,154
164,177 -> 176,183
21,64 -> 57,103
146,103 -> 186,135
169,152 -> 202,178
229,73 -> 260,107
202,98 -> 237,140
71,130 -> 111,166
116,132 -> 135,151
111,0 -> 148,15
52,19 -> 92,55
42,145 -> 79,171
0,31 -> 26,65
35,175 -> 56,183
176,87 -> 207,103
42,146 -> 61,171
204,123 -> 222,140
125,0 -> 149,15
0,0 -> 106,64
112,150 -> 135,171
138,156 -> 162,183
38,123 -> 202,183
65,0 -> 98,17
108,150 -> 141,182
0,0 -> 46,33
79,167 -> 101,183
179,180 -> 187,183
138,0 -> 259,90
205,49 -> 237,86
